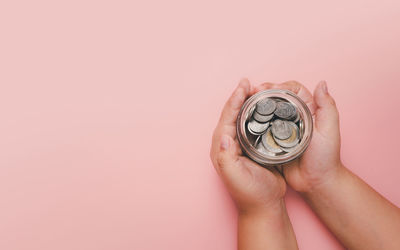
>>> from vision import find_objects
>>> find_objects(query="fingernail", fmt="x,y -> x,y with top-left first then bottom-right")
320,80 -> 328,94
220,135 -> 230,150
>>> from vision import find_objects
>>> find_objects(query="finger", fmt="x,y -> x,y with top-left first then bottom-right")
235,153 -> 281,183
282,159 -> 303,187
254,80 -> 316,115
211,79 -> 251,160
210,132 -> 242,168
237,157 -> 285,196
277,81 -> 316,115
275,165 -> 284,177
253,82 -> 275,94
214,135 -> 283,201
219,78 -> 251,126
214,134 -> 240,177
215,135 -> 277,182
313,81 -> 340,136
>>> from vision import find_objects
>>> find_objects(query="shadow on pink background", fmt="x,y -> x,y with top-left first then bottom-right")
1,0 -> 400,249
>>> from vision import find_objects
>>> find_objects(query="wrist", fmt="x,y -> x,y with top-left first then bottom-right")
238,198 -> 286,220
301,162 -> 347,196
238,198 -> 298,249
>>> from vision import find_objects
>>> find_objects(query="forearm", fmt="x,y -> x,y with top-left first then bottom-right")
238,199 -> 298,250
303,165 -> 400,250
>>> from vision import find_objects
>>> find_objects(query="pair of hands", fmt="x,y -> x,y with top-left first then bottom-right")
210,79 -> 342,214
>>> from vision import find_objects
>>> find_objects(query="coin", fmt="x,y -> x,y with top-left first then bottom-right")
256,98 -> 277,115
271,119 -> 292,140
247,105 -> 256,121
274,122 -> 299,148
287,107 -> 298,121
299,119 -> 304,139
254,134 -> 261,147
281,145 -> 297,153
248,119 -> 270,134
292,112 -> 300,123
241,93 -> 311,162
261,128 -> 283,153
256,141 -> 270,155
253,112 -> 274,123
274,101 -> 296,119
247,121 -> 263,135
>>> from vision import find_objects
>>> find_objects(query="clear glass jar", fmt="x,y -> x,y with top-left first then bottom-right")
236,89 -> 313,166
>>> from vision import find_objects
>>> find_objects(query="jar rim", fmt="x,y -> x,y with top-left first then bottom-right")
236,89 -> 313,166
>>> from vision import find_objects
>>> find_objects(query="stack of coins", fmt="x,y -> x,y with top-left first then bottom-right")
245,97 -> 302,156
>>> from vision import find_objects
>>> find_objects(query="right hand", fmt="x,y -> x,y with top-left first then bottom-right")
255,81 -> 343,193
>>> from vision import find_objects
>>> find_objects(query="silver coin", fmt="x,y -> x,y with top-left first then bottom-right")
287,108 -> 298,121
271,120 -> 292,140
274,101 -> 296,119
261,128 -> 283,153
274,122 -> 299,148
256,141 -> 267,152
247,121 -> 263,135
247,105 -> 256,121
253,112 -> 274,123
254,135 -> 261,147
256,141 -> 273,156
248,119 -> 270,134
281,145 -> 297,153
256,98 -> 277,115
299,119 -> 304,139
292,112 -> 300,123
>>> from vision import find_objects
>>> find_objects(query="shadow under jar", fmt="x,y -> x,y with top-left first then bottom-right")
236,89 -> 313,166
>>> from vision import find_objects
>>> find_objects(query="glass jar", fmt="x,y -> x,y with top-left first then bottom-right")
236,89 -> 313,166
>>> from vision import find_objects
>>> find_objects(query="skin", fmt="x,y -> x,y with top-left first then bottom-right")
211,79 -> 400,250
279,81 -> 400,250
210,79 -> 298,250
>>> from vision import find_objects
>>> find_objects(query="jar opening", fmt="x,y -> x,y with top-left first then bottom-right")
236,89 -> 313,166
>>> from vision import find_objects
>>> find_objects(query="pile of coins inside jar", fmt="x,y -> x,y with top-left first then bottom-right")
245,97 -> 304,156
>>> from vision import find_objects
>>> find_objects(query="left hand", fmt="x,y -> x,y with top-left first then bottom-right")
210,79 -> 286,215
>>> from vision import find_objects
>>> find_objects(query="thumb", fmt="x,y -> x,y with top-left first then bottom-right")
215,134 -> 238,171
215,134 -> 243,183
313,81 -> 340,137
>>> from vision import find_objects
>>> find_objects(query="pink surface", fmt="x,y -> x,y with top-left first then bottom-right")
1,0 -> 400,249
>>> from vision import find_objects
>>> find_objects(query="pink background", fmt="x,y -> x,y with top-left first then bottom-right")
1,0 -> 400,249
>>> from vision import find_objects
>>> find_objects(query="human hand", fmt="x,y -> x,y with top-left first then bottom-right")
254,81 -> 400,250
210,79 -> 286,215
254,81 -> 343,193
